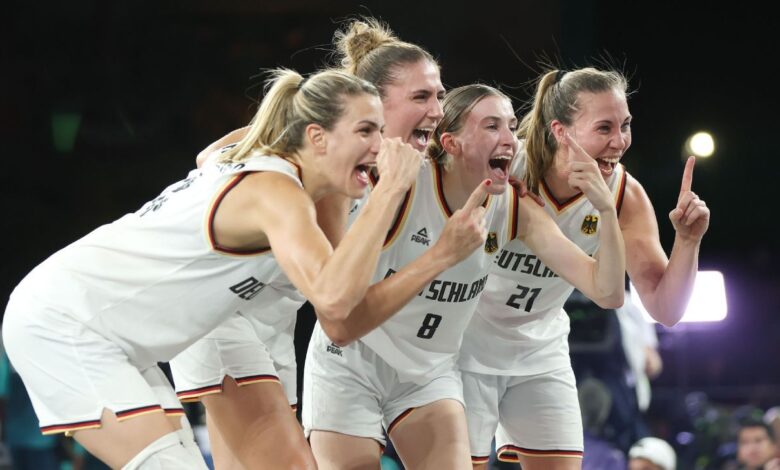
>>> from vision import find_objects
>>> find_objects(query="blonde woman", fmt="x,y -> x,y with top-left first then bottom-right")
3,68 -> 423,469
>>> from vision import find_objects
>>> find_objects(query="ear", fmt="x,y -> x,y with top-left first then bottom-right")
440,132 -> 461,156
549,120 -> 566,145
305,123 -> 327,153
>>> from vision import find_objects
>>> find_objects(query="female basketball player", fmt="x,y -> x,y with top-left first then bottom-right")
168,17 -> 459,470
2,68 -> 428,469
303,72 -> 626,470
459,67 -> 710,470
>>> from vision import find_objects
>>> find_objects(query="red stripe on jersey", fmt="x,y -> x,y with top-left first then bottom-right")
207,173 -> 271,255
177,384 -> 223,401
616,165 -> 628,216
434,164 -> 454,217
509,185 -> 520,240
235,374 -> 279,386
41,419 -> 101,435
433,164 -> 491,217
497,444 -> 583,460
165,408 -> 185,416
541,179 -> 583,212
115,405 -> 164,421
383,188 -> 413,248
386,408 -> 415,435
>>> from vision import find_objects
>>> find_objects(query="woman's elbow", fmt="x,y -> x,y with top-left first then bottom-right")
595,290 -> 625,310
642,300 -> 684,328
653,312 -> 682,328
317,320 -> 354,347
310,296 -> 352,323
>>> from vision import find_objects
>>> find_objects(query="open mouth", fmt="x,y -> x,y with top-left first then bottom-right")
411,128 -> 433,150
596,157 -> 620,175
354,162 -> 376,186
488,155 -> 512,180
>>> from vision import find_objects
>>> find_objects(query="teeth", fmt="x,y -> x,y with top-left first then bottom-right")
600,157 -> 620,163
489,155 -> 512,172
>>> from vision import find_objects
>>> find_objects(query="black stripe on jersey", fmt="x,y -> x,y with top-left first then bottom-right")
115,405 -> 164,420
177,384 -> 222,396
510,185 -> 520,240
434,164 -> 454,216
433,163 -> 489,217
235,374 -> 280,386
541,178 -> 583,212
497,444 -> 583,459
616,166 -> 628,216
384,188 -> 413,247
208,173 -> 271,255
41,418 -> 101,435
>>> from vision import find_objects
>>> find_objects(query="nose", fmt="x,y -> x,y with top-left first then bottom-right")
611,129 -> 628,151
428,97 -> 444,121
500,125 -> 516,148
370,132 -> 382,154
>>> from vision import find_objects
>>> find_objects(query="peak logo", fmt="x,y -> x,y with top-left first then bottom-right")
411,228 -> 430,246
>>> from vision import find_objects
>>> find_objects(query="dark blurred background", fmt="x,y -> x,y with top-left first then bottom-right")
1,0 -> 778,466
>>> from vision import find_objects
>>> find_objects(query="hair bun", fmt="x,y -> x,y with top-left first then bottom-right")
334,18 -> 397,73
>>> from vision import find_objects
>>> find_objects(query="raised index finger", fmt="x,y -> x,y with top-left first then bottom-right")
564,132 -> 592,163
463,179 -> 491,212
680,156 -> 695,194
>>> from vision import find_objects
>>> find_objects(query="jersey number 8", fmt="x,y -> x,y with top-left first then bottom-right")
416,313 -> 442,339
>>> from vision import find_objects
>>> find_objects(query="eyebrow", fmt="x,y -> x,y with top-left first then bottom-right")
594,115 -> 633,125
481,116 -> 518,123
411,88 -> 446,97
356,120 -> 382,130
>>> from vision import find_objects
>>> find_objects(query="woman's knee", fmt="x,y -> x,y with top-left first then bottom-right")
284,449 -> 318,470
518,456 -> 582,470
73,410 -> 178,468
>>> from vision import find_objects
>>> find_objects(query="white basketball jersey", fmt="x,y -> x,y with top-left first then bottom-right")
11,153 -> 305,368
319,164 -> 520,384
459,151 -> 627,376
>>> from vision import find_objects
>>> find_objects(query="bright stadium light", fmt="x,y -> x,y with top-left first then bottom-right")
683,131 -> 715,158
630,271 -> 727,323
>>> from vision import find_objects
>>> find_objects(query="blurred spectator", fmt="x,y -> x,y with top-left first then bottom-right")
735,419 -> 779,470
765,407 -> 780,451
618,290 -> 663,414
579,376 -> 627,469
568,289 -> 649,452
628,436 -> 677,470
